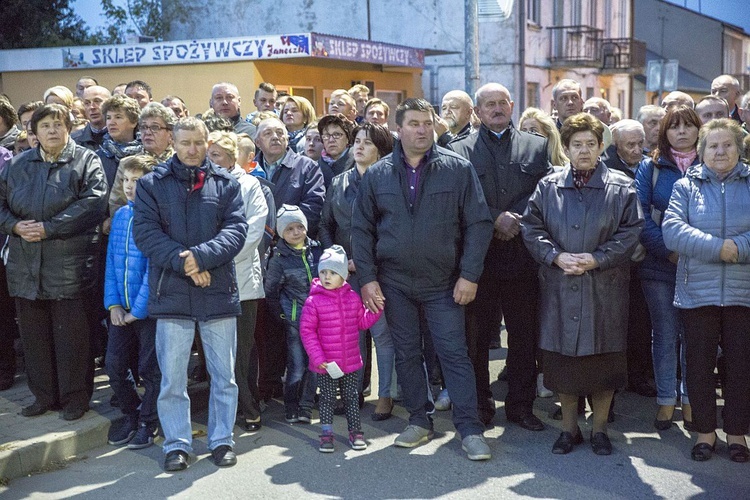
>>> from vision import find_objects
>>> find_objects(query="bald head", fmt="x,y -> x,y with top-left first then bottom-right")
583,97 -> 612,125
552,79 -> 583,122
474,83 -> 514,133
441,90 -> 474,134
661,91 -> 694,110
82,85 -> 112,128
210,82 -> 241,119
695,95 -> 729,124
711,74 -> 741,110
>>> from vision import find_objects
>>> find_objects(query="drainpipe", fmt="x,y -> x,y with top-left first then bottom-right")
518,0 -> 526,114
465,0 -> 480,96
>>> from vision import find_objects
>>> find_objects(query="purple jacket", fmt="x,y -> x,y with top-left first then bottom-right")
300,278 -> 381,374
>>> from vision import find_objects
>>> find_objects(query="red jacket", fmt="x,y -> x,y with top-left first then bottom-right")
300,278 -> 382,374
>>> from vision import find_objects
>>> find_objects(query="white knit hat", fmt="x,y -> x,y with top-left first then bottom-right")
318,245 -> 349,280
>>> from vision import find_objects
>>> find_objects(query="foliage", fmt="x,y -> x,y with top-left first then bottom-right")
0,0 -> 163,48
92,0 -> 163,44
0,0 -> 92,49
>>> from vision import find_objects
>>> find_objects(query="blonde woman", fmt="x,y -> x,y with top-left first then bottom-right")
43,86 -> 75,109
281,96 -> 316,153
207,130 -> 269,433
519,108 -> 569,167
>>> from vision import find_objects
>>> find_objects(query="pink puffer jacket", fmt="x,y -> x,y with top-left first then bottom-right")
300,278 -> 382,374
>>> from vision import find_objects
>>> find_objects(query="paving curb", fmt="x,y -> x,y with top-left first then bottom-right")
0,379 -> 209,483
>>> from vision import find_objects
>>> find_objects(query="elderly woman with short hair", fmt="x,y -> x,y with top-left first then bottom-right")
318,113 -> 355,188
522,113 -> 643,456
109,102 -> 175,216
0,103 -> 108,420
662,118 -> 750,463
97,94 -> 143,189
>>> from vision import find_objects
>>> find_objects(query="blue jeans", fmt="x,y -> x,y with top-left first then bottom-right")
106,318 -> 160,423
641,279 -> 689,406
156,317 -> 238,454
370,315 -> 397,398
284,324 -> 317,412
381,284 -> 483,438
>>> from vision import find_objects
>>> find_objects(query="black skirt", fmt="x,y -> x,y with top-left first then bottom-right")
542,350 -> 627,396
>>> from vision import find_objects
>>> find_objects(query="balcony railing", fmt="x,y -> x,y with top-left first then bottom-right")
548,25 -> 603,67
601,38 -> 646,71
548,25 -> 646,72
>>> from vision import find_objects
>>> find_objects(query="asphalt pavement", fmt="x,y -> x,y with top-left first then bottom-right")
2,346 -> 750,499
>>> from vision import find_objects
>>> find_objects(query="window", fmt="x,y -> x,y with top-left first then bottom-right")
589,0 -> 598,28
527,82 -> 540,109
527,0 -> 541,24
572,0 -> 582,25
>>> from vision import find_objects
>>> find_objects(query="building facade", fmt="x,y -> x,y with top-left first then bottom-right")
164,0 -> 643,118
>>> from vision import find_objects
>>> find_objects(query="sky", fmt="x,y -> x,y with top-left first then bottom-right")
72,0 -> 750,39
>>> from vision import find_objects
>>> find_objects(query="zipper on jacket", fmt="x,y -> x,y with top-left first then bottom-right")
123,216 -> 133,310
156,268 -> 166,301
302,250 -> 313,284
720,181 -> 727,306
291,299 -> 297,321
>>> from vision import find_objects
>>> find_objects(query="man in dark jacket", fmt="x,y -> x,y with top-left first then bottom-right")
72,85 -> 111,151
133,117 -> 248,472
352,98 -> 494,461
254,117 -> 325,237
451,83 -> 552,431
602,120 -> 656,398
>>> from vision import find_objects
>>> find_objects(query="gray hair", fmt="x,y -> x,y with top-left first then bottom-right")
611,119 -> 645,141
140,102 -> 176,128
697,118 -> 745,160
173,116 -> 208,139
552,79 -> 581,100
636,105 -> 665,123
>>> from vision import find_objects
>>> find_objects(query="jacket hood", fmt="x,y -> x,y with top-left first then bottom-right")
308,277 -> 353,297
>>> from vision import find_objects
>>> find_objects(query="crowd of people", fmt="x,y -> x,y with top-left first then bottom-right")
0,72 -> 749,471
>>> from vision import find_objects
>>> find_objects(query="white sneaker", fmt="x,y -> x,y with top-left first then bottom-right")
434,388 -> 452,410
462,434 -> 491,461
537,373 -> 553,398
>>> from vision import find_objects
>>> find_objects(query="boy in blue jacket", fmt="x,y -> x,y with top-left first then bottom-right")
105,155 -> 161,449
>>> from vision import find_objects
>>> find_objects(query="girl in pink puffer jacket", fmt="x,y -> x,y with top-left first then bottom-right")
300,245 -> 382,453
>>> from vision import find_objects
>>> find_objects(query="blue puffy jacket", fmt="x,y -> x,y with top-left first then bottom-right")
662,162 -> 750,309
104,201 -> 149,319
133,156 -> 248,321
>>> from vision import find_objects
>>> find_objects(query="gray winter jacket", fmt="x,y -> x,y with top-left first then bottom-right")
662,162 -> 750,309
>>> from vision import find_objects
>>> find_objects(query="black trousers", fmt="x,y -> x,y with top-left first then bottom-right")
257,298 -> 286,400
626,267 -> 653,386
682,306 -> 750,435
16,297 -> 91,409
466,264 -> 539,420
235,299 -> 261,420
0,259 -> 18,379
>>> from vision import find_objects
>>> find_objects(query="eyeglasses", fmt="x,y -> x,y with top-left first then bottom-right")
321,132 -> 345,141
140,124 -> 170,133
